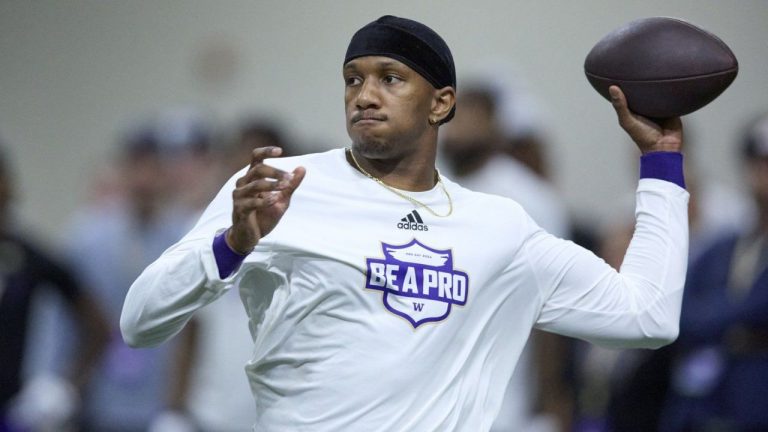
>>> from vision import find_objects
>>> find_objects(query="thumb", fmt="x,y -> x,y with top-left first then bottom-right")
281,166 -> 306,200
609,86 -> 631,125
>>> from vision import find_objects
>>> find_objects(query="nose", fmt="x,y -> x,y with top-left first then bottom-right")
354,79 -> 381,110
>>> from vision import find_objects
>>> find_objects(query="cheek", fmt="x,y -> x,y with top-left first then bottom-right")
344,88 -> 358,110
394,93 -> 429,122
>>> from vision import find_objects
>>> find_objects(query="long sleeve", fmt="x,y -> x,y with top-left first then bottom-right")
531,178 -> 689,349
120,173 -> 242,348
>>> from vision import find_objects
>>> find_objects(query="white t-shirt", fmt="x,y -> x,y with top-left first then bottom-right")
121,148 -> 689,432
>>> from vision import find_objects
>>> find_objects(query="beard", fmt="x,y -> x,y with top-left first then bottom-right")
350,138 -> 392,159
348,123 -> 396,159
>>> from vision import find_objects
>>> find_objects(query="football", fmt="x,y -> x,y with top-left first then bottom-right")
584,17 -> 738,118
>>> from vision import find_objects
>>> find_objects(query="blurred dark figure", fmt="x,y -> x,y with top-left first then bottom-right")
62,123 -> 191,432
504,134 -> 550,180
441,87 -> 569,237
227,118 -> 298,173
165,118 -> 302,431
658,113 -> 768,432
0,143 -> 109,431
441,84 -> 573,432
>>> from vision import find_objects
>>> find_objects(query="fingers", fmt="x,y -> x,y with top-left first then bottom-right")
233,194 -> 279,215
249,146 -> 282,168
236,147 -> 293,188
609,85 -> 651,137
234,177 -> 292,198
233,155 -> 305,208
608,85 -> 684,153
280,167 -> 306,200
609,85 -> 632,128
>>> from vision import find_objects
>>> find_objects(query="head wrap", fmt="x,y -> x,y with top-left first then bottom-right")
345,15 -> 456,123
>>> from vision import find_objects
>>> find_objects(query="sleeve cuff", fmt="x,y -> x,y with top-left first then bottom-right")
640,152 -> 685,189
212,229 -> 248,279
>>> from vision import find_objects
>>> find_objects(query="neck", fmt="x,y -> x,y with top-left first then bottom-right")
348,144 -> 438,192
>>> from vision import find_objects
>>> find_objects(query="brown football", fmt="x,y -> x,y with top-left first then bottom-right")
584,17 -> 738,118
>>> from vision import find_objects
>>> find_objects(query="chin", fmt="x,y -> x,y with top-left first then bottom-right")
350,137 -> 392,159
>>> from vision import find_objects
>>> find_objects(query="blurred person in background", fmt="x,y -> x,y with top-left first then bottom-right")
225,117 -> 300,174
440,79 -> 573,431
62,122 -> 194,432
658,113 -> 768,432
0,142 -> 109,432
164,118 -> 301,432
683,144 -> 754,262
154,109 -> 224,223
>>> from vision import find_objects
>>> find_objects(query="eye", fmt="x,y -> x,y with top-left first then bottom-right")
345,76 -> 361,86
383,74 -> 403,85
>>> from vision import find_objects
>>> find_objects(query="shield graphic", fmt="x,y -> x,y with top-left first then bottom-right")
365,239 -> 468,328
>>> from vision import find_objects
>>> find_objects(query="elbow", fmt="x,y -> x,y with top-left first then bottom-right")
607,308 -> 680,349
119,312 -> 160,348
120,316 -> 144,348
631,315 -> 680,349
643,325 -> 679,349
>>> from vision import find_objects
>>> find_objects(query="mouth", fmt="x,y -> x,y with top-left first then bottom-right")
351,111 -> 387,125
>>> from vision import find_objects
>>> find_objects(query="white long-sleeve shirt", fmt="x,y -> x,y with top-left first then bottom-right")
121,148 -> 689,432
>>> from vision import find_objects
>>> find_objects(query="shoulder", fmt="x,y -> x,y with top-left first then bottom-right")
263,148 -> 342,170
226,148 -> 344,185
443,174 -> 529,213
443,176 -> 535,233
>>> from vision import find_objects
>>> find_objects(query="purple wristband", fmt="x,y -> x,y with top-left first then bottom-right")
640,152 -> 685,189
212,229 -> 248,279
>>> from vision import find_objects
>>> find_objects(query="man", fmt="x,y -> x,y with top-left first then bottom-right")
0,143 -> 109,431
65,124 -> 192,431
659,113 -> 768,431
121,16 -> 688,431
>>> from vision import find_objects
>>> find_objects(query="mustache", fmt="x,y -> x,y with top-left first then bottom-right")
351,111 -> 387,123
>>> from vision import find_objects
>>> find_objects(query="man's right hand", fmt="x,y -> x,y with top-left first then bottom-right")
226,147 -> 306,254
609,85 -> 684,154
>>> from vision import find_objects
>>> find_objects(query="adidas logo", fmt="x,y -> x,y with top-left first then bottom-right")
397,210 -> 429,231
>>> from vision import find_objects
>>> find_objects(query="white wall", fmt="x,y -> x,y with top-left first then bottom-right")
1,0 -> 767,242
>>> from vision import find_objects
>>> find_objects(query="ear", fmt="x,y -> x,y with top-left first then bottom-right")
430,86 -> 456,124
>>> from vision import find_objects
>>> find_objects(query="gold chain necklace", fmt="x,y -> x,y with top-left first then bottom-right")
347,148 -> 453,217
